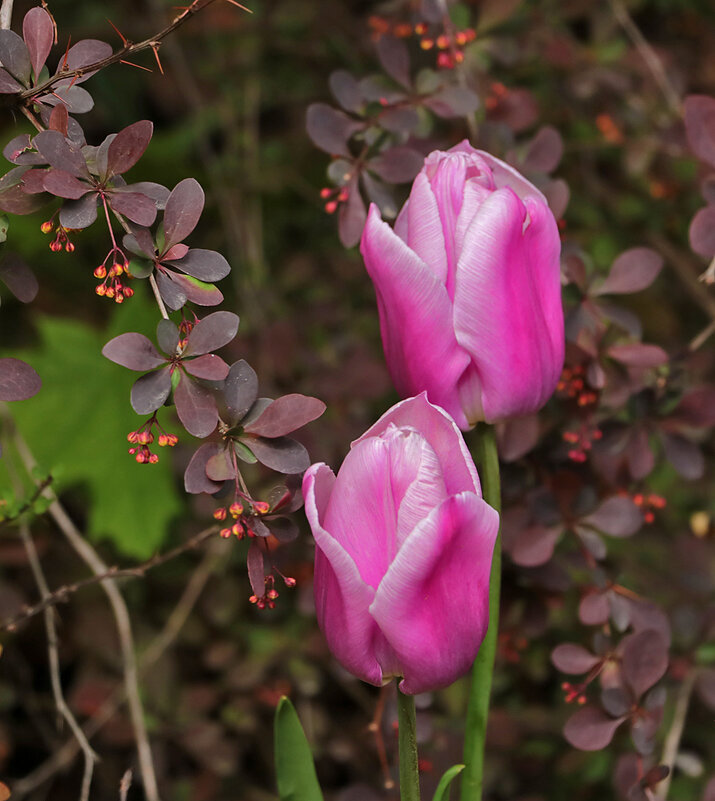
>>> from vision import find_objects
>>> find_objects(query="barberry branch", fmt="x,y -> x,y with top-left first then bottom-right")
657,667 -> 698,800
0,0 -> 13,30
18,0 -> 252,104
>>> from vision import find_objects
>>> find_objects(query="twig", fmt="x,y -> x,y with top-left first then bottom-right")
0,473 -> 53,525
149,274 -> 169,320
1,525 -> 217,632
689,320 -> 715,351
0,0 -> 13,30
11,426 -> 162,801
19,0 -> 252,103
609,0 -> 681,115
11,537 -> 227,799
119,769 -> 133,801
657,667 -> 698,800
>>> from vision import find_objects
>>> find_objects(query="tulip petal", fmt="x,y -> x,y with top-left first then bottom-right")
405,172 -> 449,284
353,394 -> 481,497
370,491 -> 499,694
304,463 -> 382,686
361,206 -> 472,428
453,187 -> 563,422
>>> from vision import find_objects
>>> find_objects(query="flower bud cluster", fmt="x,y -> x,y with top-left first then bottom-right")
127,418 -> 177,464
94,252 -> 133,303
41,221 -> 75,253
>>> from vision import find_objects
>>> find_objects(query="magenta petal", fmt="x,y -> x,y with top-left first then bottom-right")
360,207 -> 471,428
370,491 -> 499,694
404,173 -> 448,284
353,394 -> 481,496
303,464 -> 382,686
453,188 -> 563,422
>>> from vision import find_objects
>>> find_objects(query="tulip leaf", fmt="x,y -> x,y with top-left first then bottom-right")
274,696 -> 324,801
432,764 -> 465,801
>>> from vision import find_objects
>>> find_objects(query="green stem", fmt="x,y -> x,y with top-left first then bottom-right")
460,424 -> 501,801
397,687 -> 421,801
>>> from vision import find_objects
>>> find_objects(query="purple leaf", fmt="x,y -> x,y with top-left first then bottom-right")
40,84 -> 94,114
166,248 -> 231,282
105,120 -> 153,176
689,205 -> 715,258
660,432 -> 704,479
579,591 -> 610,625
205,450 -> 236,481
564,706 -> 626,751
551,644 -> 600,674
601,688 -> 632,718
184,354 -> 230,380
522,126 -> 564,173
59,39 -> 113,84
183,311 -> 239,357
174,374 -> 218,438
338,177 -> 367,248
43,168 -> 88,199
582,496 -> 643,538
130,368 -> 172,414
543,178 -> 570,218
164,244 -> 189,260
684,95 -> 715,169
671,386 -> 715,428
184,442 -> 223,494
23,7 -> 54,79
361,171 -> 397,218
627,600 -> 671,645
109,190 -> 157,226
508,525 -> 560,567
59,192 -> 98,229
243,393 -> 326,438
627,426 -> 655,480
306,103 -> 363,157
4,134 -> 44,165
48,103 -> 69,136
0,67 -> 23,93
621,630 -> 669,699
0,357 -> 41,401
696,668 -> 715,711
224,359 -> 258,425
631,711 -> 660,755
579,529 -> 607,560
123,228 -> 155,258
425,86 -> 480,119
596,248 -> 664,295
0,253 -> 38,302
102,333 -> 165,371
156,319 -> 179,355
247,542 -> 265,597
496,414 -> 540,461
378,106 -> 420,133
166,271 -> 223,308
122,181 -> 169,209
156,269 -> 187,310
163,178 -> 204,249
329,69 -> 363,112
267,516 -> 299,543
33,130 -> 89,179
20,168 -> 47,194
0,29 -> 31,84
242,397 -> 273,427
608,343 -> 668,368
376,35 -> 411,89
368,147 -> 423,183
0,182 -> 49,214
242,435 -> 310,474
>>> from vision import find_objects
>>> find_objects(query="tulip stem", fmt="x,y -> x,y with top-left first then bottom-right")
397,687 -> 421,801
461,424 -> 501,801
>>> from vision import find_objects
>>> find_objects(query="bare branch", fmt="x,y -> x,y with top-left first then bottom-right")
657,668 -> 698,800
0,0 -> 13,30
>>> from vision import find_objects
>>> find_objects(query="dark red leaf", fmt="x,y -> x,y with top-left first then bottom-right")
20,168 -> 48,194
425,86 -> 481,118
627,600 -> 671,645
183,311 -> 239,357
579,591 -> 610,625
368,147 -> 423,183
543,178 -> 570,218
621,630 -> 669,699
243,393 -> 326,438
4,134 -> 43,165
361,171 -> 397,218
0,252 -> 38,302
246,543 -> 265,597
601,688 -> 632,717
0,29 -> 31,84
123,181 -> 169,208
597,248 -> 664,295
660,432 -> 704,479
0,182 -> 49,214
184,442 -> 223,494
23,7 -> 54,79
671,386 -> 715,428
60,39 -> 113,84
627,426 -> 655,481
43,168 -> 88,199
102,333 -> 165,371
106,120 -> 153,176
631,711 -> 659,755
306,103 -> 363,157
48,103 -> 69,136
696,668 -> 715,711
608,343 -> 668,368
205,450 -> 236,481
156,269 -> 187,310
522,126 -> 564,173
642,765 -> 669,790
59,192 -> 98,229
123,227 -> 155,259
224,359 -> 259,425
33,130 -> 89,178
164,244 -> 189,260
338,177 -> 367,248
166,248 -> 231,282
329,69 -> 363,112
0,66 -> 23,93
376,35 -> 410,88
508,525 -> 560,567
0,357 -> 41,401
496,414 -> 540,462
684,95 -> 715,169
167,271 -> 223,308
267,516 -> 299,543
174,374 -> 218,438
477,0 -> 523,32
564,706 -> 626,751
242,435 -> 310,474
130,369 -> 172,415
551,644 -> 600,674
40,84 -> 94,114
689,205 -> 715,258
109,190 -> 157,226
582,496 -> 643,538
184,354 -> 230,381
156,319 -> 179,355
378,106 -> 420,133
163,178 -> 204,249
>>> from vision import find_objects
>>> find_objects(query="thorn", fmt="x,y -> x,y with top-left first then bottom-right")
119,59 -> 152,72
60,36 -> 72,71
150,43 -> 164,75
107,19 -> 129,47
223,0 -> 253,11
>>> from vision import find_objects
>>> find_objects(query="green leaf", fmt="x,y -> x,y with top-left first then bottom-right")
432,764 -> 465,801
4,302 -> 183,558
274,696 -> 324,801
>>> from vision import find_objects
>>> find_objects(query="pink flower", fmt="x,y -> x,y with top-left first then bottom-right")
360,141 -> 564,428
303,394 -> 499,694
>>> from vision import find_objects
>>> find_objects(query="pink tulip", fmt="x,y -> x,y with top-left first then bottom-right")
360,141 -> 564,429
303,394 -> 499,694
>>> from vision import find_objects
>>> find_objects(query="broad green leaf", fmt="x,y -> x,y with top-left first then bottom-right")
3,303 -> 183,558
274,696 -> 323,801
432,764 -> 465,801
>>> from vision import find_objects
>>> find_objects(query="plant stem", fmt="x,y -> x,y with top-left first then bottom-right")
397,688 -> 421,801
461,424 -> 501,801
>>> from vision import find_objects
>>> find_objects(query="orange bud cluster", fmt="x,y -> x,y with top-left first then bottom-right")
633,492 -> 667,524
561,681 -> 587,705
485,81 -> 510,111
127,419 -> 177,464
43,222 -> 75,253
596,113 -> 624,145
556,364 -> 599,408
563,424 -> 602,463
95,254 -> 133,304
320,185 -> 350,215
249,574 -> 279,610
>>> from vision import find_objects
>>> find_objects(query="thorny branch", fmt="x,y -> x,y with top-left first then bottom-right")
17,0 -> 252,103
